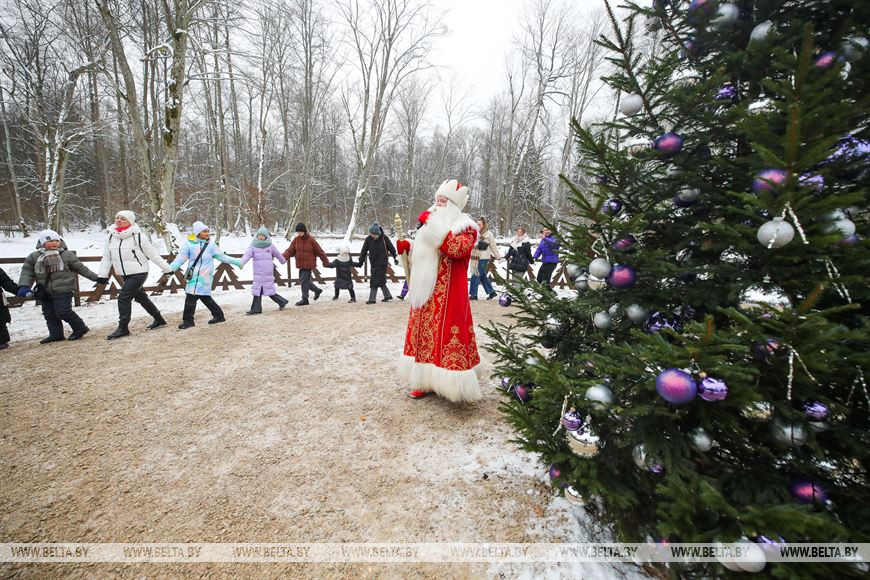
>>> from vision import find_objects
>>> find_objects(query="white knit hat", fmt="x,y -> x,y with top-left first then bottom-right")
435,179 -> 469,210
38,229 -> 62,245
115,210 -> 136,224
192,221 -> 209,236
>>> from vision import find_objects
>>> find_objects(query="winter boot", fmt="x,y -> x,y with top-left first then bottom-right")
313,286 -> 322,301
178,320 -> 195,330
247,296 -> 263,315
68,327 -> 90,341
366,288 -> 378,304
147,315 -> 167,330
40,335 -> 66,344
487,291 -> 498,300
271,294 -> 289,310
107,322 -> 130,340
207,316 -> 225,324
295,299 -> 309,306
381,285 -> 393,302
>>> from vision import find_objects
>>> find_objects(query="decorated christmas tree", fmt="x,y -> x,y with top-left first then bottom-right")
485,0 -> 868,576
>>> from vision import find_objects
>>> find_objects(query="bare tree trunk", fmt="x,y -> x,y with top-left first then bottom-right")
111,52 -> 130,209
0,87 -> 27,235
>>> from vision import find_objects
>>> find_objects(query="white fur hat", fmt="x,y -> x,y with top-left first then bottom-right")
38,229 -> 62,245
435,179 -> 469,210
115,210 -> 136,224
193,221 -> 209,236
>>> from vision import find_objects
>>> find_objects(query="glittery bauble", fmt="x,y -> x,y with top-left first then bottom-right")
627,304 -> 648,323
593,311 -> 612,330
690,428 -> 713,452
742,401 -> 774,421
654,132 -> 684,157
749,20 -> 773,45
601,198 -> 623,216
715,83 -> 737,101
646,311 -> 677,333
574,275 -> 589,291
498,293 -> 512,307
565,263 -> 581,280
698,376 -> 728,401
803,401 -> 829,422
619,93 -> 644,116
814,51 -> 838,69
585,384 -> 614,407
587,276 -> 607,290
548,464 -> 564,481
562,407 -> 584,431
567,426 -> 600,457
500,376 -> 512,390
513,384 -> 532,403
646,455 -> 664,474
757,218 -> 795,248
564,486 -> 585,506
711,3 -> 739,30
771,421 -> 807,447
588,258 -> 612,279
612,234 -> 637,253
789,479 -> 828,504
752,169 -> 788,193
655,369 -> 697,404
607,264 -> 637,289
678,187 -> 701,202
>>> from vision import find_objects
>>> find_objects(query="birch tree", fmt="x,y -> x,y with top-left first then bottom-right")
337,0 -> 443,241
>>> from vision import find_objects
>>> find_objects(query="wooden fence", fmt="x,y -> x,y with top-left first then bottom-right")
0,244 -> 575,308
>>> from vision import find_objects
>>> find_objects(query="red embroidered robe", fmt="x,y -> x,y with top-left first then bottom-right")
400,227 -> 483,402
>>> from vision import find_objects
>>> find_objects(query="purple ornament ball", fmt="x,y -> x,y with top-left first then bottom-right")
715,83 -> 737,101
698,376 -> 728,401
602,198 -> 623,215
607,264 -> 637,289
500,376 -> 512,390
562,408 -> 584,431
498,293 -> 512,307
814,51 -> 837,69
646,312 -> 675,334
688,0 -> 714,15
753,338 -> 783,360
655,369 -> 697,404
840,233 -> 861,246
549,464 -> 567,489
789,479 -> 828,504
513,384 -> 532,403
752,169 -> 788,193
654,132 -> 684,157
803,401 -> 829,421
612,234 -> 637,252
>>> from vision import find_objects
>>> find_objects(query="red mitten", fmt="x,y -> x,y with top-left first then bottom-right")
417,210 -> 431,227
397,239 -> 411,255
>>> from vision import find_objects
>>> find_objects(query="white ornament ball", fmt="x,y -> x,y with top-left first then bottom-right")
627,304 -> 648,323
757,217 -> 795,248
587,276 -> 607,290
608,303 -> 621,316
749,20 -> 774,45
585,384 -> 614,407
690,428 -> 713,452
678,187 -> 701,202
712,3 -> 739,31
593,311 -> 612,330
827,218 -> 856,238
620,93 -> 644,116
841,36 -> 868,62
716,542 -> 744,572
565,263 -> 581,279
736,538 -> 767,573
588,258 -> 612,278
626,136 -> 652,157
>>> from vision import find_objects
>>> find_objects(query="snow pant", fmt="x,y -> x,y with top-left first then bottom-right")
367,285 -> 392,302
469,259 -> 495,298
117,272 -> 162,324
0,323 -> 9,344
298,269 -> 321,301
249,293 -> 289,313
536,262 -> 558,289
182,293 -> 223,323
41,291 -> 87,338
334,287 -> 356,300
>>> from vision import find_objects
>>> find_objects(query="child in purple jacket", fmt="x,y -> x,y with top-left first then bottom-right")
533,227 -> 560,290
240,227 -> 290,314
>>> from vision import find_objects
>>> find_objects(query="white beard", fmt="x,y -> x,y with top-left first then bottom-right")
407,202 -> 474,308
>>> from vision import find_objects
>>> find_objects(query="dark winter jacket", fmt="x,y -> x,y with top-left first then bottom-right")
358,230 -> 397,288
0,267 -> 19,325
328,257 -> 355,290
533,235 -> 560,264
19,240 -> 99,296
505,238 -> 534,273
282,233 -> 329,270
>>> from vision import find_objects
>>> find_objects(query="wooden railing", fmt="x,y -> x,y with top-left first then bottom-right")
0,243 -> 575,307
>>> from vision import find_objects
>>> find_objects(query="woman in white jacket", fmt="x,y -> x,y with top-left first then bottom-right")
96,210 -> 173,340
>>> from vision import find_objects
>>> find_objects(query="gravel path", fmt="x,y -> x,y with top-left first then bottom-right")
0,296 -> 641,579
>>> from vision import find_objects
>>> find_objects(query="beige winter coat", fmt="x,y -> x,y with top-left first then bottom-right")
469,229 -> 501,273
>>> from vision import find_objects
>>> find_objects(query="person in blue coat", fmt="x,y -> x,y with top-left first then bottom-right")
533,227 -> 560,290
168,221 -> 242,329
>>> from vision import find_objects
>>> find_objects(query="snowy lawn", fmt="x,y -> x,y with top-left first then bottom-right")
0,283 -> 644,579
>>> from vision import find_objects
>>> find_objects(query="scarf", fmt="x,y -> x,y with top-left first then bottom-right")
116,224 -> 131,233
510,235 -> 530,249
35,249 -> 65,275
252,238 -> 272,249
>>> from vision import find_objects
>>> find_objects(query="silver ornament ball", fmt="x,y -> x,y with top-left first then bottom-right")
690,428 -> 713,452
626,304 -> 648,323
749,20 -> 773,45
757,217 -> 795,248
585,384 -> 614,407
619,93 -> 644,116
588,258 -> 612,278
712,3 -> 739,31
593,311 -> 612,330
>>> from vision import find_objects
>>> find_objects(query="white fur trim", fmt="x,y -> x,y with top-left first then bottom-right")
435,179 -> 470,210
407,213 -> 479,308
398,355 -> 484,403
